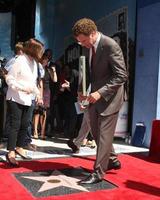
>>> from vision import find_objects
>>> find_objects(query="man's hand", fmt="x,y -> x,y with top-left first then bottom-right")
77,92 -> 88,102
87,91 -> 101,104
78,91 -> 101,104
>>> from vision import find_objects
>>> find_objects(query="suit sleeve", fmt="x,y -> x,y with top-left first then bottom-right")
98,41 -> 128,99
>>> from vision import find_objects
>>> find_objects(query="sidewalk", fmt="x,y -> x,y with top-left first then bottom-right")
0,136 -> 149,162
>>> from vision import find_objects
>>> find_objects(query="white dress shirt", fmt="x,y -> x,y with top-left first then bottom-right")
89,32 -> 101,66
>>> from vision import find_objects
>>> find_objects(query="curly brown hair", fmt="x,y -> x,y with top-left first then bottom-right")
72,18 -> 97,37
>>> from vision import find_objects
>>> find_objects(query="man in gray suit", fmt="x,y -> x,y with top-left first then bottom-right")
72,18 -> 128,184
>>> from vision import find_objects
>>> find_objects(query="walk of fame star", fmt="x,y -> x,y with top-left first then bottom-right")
22,170 -> 89,192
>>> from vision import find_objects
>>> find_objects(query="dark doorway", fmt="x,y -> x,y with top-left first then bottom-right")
11,0 -> 36,47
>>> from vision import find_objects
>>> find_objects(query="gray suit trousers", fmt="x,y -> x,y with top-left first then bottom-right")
89,104 -> 119,178
74,110 -> 91,148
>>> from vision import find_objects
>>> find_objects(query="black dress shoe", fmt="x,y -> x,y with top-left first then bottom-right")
67,140 -> 79,153
78,173 -> 102,185
107,160 -> 121,170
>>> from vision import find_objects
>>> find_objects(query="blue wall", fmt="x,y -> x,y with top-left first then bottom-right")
54,0 -> 136,58
35,0 -> 137,139
0,0 -> 158,147
0,12 -> 13,59
0,0 -> 138,142
35,0 -> 55,52
132,0 -> 160,147
35,0 -> 136,59
50,0 -> 160,148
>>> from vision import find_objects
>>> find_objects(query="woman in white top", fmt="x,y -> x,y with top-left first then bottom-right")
5,38 -> 44,166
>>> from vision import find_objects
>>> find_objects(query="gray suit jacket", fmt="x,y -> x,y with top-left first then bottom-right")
90,33 -> 128,116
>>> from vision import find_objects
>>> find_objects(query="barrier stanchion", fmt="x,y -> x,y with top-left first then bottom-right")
149,120 -> 160,158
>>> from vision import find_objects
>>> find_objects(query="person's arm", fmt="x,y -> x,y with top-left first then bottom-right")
36,79 -> 43,105
98,40 -> 128,100
48,65 -> 57,82
88,40 -> 128,104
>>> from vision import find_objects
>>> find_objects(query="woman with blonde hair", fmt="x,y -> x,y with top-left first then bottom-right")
5,38 -> 44,166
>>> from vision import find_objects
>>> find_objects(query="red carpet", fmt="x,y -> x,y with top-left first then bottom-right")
0,154 -> 160,200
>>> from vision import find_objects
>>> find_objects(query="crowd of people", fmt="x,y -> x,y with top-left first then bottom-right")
0,38 -> 90,164
0,18 -> 127,185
